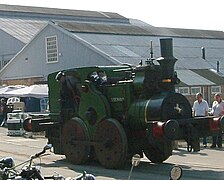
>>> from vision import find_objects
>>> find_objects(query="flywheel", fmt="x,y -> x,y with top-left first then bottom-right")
94,118 -> 128,169
62,117 -> 90,164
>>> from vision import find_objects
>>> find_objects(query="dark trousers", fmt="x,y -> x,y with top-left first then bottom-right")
212,131 -> 223,147
202,137 -> 207,145
195,116 -> 207,145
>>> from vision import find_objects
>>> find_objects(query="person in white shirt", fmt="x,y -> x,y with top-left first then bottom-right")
192,92 -> 209,147
210,93 -> 224,148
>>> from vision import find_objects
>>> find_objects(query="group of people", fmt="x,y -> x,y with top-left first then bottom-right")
192,92 -> 224,148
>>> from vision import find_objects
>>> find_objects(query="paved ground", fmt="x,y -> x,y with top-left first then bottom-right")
1,127 -> 224,180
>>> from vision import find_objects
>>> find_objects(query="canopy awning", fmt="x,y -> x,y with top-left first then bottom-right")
3,84 -> 48,99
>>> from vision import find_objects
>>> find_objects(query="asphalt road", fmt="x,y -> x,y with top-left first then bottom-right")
0,127 -> 224,180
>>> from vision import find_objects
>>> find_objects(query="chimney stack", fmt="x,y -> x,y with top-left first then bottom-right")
217,61 -> 220,72
201,47 -> 206,59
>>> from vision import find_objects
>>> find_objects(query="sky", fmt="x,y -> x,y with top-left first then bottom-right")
0,0 -> 224,31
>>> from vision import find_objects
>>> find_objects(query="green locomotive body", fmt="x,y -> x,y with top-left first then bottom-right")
25,38 -> 224,169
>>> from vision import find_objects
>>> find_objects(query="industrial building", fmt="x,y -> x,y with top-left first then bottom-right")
0,4 -> 224,105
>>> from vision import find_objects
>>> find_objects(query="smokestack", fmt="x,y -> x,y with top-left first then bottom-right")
157,38 -> 177,78
201,47 -> 206,59
157,38 -> 179,92
160,38 -> 174,58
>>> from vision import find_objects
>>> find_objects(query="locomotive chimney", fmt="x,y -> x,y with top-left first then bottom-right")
157,38 -> 177,82
160,38 -> 174,58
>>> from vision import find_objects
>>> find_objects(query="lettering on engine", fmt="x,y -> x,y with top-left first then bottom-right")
110,97 -> 125,102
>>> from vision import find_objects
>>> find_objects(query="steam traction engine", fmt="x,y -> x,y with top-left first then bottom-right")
25,38 -> 224,169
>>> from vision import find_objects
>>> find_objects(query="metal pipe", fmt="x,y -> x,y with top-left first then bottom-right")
201,47 -> 206,59
150,40 -> 153,59
217,61 -> 220,72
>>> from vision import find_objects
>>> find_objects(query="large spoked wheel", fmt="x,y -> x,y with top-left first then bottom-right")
62,117 -> 90,164
94,118 -> 128,169
144,142 -> 172,163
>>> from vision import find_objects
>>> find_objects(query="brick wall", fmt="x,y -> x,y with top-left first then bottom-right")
1,77 -> 45,86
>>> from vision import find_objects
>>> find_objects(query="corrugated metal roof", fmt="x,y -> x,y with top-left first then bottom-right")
141,26 -> 224,39
176,70 -> 215,86
191,69 -> 224,84
2,3 -> 224,39
58,21 -> 224,39
0,17 -> 46,43
57,21 -> 150,35
0,4 -> 127,22
0,4 -> 224,43
173,28 -> 224,39
73,33 -> 224,70
216,69 -> 224,77
0,4 -> 130,43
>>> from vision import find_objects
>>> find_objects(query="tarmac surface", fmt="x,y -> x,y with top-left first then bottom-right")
0,127 -> 224,180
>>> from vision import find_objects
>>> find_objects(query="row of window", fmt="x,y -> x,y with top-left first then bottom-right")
176,86 -> 221,95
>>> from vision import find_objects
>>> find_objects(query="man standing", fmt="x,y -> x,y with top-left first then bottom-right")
210,93 -> 224,148
55,71 -> 79,122
192,92 -> 209,147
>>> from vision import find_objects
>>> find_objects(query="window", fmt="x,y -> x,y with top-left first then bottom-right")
191,87 -> 201,95
211,86 -> 221,94
178,87 -> 190,95
40,98 -> 49,112
45,36 -> 58,63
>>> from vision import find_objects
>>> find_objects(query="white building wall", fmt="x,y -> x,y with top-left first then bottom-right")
0,29 -> 25,69
0,29 -> 24,55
